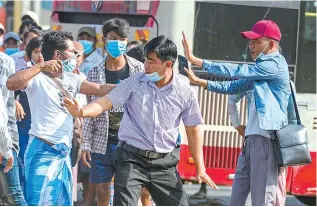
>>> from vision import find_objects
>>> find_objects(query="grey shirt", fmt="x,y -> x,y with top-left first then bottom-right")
107,73 -> 203,153
0,52 -> 19,153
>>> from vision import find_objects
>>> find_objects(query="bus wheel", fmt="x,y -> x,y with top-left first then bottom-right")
295,196 -> 316,206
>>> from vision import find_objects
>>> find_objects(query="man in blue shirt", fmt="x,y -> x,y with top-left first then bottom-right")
182,20 -> 294,205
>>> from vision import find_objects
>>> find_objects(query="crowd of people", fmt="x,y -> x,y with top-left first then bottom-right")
0,11 -> 296,206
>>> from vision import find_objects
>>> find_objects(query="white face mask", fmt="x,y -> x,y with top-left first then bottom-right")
0,36 -> 3,47
256,42 -> 270,60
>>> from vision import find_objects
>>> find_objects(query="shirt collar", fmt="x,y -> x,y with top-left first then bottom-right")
257,51 -> 280,61
97,54 -> 137,73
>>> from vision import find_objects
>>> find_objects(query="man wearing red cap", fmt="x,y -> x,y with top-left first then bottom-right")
182,20 -> 295,205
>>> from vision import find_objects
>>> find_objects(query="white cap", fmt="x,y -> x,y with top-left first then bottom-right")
22,10 -> 39,25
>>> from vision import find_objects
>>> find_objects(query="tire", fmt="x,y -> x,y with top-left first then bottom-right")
295,196 -> 316,206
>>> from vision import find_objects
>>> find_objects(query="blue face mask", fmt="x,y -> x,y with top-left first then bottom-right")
5,48 -> 19,56
145,64 -> 166,82
105,40 -> 127,58
78,40 -> 94,55
62,58 -> 77,72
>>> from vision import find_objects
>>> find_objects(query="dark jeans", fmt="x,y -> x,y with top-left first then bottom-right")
0,150 -> 27,205
114,146 -> 188,206
18,134 -> 30,197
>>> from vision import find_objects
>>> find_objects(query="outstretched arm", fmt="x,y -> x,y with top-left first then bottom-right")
182,32 -> 279,80
79,80 -> 116,97
63,96 -> 113,118
184,67 -> 254,94
64,73 -> 141,117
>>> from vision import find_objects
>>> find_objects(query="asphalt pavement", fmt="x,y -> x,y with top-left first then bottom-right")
184,184 -> 307,206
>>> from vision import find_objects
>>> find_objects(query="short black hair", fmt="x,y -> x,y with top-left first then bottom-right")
126,44 -> 145,63
26,36 -> 42,59
144,35 -> 177,65
23,27 -> 42,43
127,40 -> 143,48
102,18 -> 129,38
41,31 -> 73,61
19,20 -> 39,39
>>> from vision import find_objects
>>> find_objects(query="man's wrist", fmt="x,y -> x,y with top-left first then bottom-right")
36,62 -> 44,71
195,78 -> 207,88
196,164 -> 206,174
78,108 -> 84,118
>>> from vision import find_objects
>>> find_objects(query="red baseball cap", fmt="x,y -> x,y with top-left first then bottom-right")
241,20 -> 281,41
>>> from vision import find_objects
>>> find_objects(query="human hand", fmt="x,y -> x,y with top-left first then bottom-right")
235,125 -> 246,137
63,98 -> 82,117
0,155 -> 14,173
40,60 -> 62,73
196,168 -> 219,190
15,101 -> 25,121
81,150 -> 91,168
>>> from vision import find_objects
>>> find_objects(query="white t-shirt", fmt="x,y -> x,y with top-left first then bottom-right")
75,72 -> 87,108
25,72 -> 85,147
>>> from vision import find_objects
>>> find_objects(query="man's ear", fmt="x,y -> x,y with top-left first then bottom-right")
102,36 -> 106,45
166,61 -> 173,69
269,40 -> 275,50
53,50 -> 60,60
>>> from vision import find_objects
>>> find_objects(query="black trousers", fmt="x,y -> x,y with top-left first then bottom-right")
114,147 -> 188,206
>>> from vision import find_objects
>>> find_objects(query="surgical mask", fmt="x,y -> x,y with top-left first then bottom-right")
58,51 -> 77,72
5,47 -> 19,56
62,58 -> 77,72
0,36 -> 3,47
78,40 -> 93,55
256,42 -> 270,60
105,40 -> 127,58
145,64 -> 166,82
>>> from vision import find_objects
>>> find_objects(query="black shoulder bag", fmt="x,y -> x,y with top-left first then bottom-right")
276,83 -> 312,167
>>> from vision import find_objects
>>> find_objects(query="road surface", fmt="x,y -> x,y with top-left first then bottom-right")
184,184 -> 307,206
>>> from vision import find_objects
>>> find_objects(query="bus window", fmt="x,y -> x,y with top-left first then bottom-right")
53,11 -> 151,27
296,1 -> 316,93
193,2 -> 298,65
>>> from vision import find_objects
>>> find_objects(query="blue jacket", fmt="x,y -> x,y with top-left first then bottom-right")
205,51 -> 291,130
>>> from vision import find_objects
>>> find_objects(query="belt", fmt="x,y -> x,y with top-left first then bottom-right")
118,141 -> 168,159
36,137 -> 54,146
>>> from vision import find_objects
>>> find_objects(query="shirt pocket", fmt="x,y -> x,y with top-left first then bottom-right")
161,105 -> 179,129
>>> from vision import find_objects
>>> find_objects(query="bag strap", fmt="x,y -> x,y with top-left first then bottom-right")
43,72 -> 72,99
290,82 -> 301,125
51,77 -> 73,99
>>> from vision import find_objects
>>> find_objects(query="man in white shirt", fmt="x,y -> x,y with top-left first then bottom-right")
6,31 -> 115,206
77,27 -> 104,76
